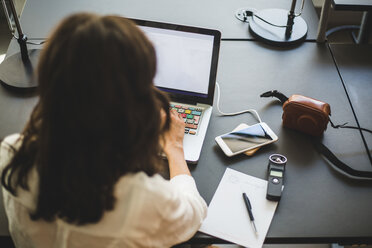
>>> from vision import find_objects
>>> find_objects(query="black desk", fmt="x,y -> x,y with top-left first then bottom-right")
19,0 -> 319,40
329,44 -> 372,152
189,41 -> 372,244
2,40 -> 372,244
1,0 -> 372,245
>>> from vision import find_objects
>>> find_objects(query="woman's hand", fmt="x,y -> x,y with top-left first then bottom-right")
161,109 -> 186,156
160,109 -> 190,178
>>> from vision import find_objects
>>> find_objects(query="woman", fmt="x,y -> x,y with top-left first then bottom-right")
0,13 -> 207,248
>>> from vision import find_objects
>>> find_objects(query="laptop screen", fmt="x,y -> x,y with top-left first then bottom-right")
141,26 -> 213,98
133,19 -> 221,105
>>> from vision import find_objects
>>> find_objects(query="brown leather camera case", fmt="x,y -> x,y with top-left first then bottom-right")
282,95 -> 331,136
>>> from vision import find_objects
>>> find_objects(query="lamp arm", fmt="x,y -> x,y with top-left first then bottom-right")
3,0 -> 25,36
294,0 -> 306,17
286,0 -> 302,38
1,0 -> 29,61
289,0 -> 297,15
1,0 -> 15,33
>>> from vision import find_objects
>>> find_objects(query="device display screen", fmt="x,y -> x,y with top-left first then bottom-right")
221,124 -> 273,153
270,170 -> 283,178
140,26 -> 214,97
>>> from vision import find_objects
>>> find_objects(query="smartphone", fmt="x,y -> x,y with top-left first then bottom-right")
232,123 -> 261,156
215,122 -> 278,157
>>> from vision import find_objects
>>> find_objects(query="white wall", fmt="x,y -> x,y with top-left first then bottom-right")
312,0 -> 324,8
14,0 -> 26,16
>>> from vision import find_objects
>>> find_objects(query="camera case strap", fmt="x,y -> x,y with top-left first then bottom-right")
261,90 -> 372,179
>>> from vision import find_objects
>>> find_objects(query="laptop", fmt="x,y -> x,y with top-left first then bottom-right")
132,19 -> 221,164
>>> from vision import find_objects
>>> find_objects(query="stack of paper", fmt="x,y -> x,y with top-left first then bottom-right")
199,168 -> 278,248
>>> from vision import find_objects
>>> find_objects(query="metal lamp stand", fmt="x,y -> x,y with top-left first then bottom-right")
0,0 -> 41,89
248,0 -> 308,46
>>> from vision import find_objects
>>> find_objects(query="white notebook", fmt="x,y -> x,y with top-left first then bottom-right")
199,168 -> 278,248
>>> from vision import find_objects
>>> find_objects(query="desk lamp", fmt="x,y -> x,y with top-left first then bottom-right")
235,0 -> 308,46
0,0 -> 41,88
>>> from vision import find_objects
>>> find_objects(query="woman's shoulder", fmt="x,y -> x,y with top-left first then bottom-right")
1,133 -> 23,149
0,133 -> 23,169
0,134 -> 39,211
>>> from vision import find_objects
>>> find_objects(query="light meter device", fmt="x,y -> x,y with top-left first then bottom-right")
266,154 -> 287,201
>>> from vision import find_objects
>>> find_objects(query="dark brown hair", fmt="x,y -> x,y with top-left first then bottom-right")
1,13 -> 170,224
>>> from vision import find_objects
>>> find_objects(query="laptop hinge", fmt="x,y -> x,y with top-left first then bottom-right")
170,96 -> 198,106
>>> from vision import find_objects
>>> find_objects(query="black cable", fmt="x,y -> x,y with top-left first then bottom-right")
242,10 -> 288,28
253,14 -> 288,28
12,34 -> 46,45
237,0 -> 305,28
329,118 -> 372,134
26,40 -> 46,45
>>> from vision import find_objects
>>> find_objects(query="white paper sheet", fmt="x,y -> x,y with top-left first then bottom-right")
199,168 -> 278,248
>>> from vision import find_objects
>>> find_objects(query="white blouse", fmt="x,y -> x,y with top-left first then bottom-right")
0,134 -> 207,248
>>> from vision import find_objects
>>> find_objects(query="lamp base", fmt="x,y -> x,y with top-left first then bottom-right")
249,8 -> 307,46
0,49 -> 41,89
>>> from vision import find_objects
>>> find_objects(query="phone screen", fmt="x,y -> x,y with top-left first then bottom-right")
221,124 -> 273,153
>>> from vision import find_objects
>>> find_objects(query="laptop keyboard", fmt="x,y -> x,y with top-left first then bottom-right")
170,103 -> 203,135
